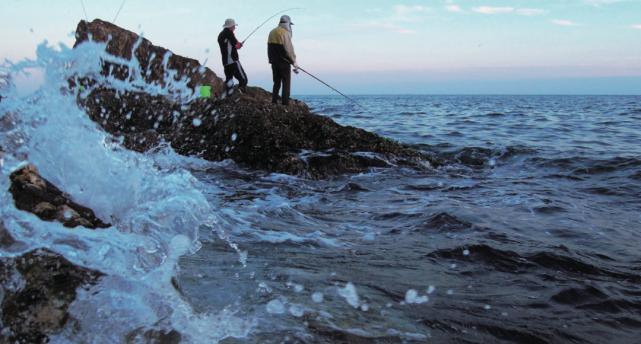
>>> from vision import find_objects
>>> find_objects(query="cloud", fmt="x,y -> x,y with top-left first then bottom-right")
352,4 -> 430,34
392,5 -> 430,22
445,4 -> 462,12
632,24 -> 641,30
516,8 -> 545,16
552,19 -> 578,26
584,0 -> 623,6
394,4 -> 430,14
472,6 -> 545,16
473,6 -> 514,14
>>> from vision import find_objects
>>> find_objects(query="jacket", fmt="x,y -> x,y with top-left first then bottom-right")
218,28 -> 239,66
267,25 -> 296,65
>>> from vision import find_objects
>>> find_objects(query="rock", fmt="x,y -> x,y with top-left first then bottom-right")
74,19 -> 224,96
0,221 -> 23,251
0,73 -> 8,101
72,19 -> 439,178
80,85 -> 435,178
0,248 -> 103,343
2,165 -> 110,342
125,326 -> 182,344
9,164 -> 110,229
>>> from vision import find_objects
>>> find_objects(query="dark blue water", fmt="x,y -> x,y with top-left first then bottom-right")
304,95 -> 641,159
178,95 -> 641,343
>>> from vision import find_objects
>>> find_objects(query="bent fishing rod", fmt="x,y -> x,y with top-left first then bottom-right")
292,62 -> 366,111
241,8 -> 303,44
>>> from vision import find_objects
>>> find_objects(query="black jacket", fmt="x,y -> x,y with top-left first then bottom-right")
218,28 -> 239,66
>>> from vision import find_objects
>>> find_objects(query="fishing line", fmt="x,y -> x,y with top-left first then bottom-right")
80,0 -> 89,22
241,7 -> 303,44
294,63 -> 366,111
113,0 -> 127,24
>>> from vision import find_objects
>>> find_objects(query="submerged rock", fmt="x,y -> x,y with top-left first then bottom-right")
0,249 -> 103,343
9,164 -> 110,229
73,19 -> 439,178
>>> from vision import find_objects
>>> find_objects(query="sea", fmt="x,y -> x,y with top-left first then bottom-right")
1,42 -> 640,343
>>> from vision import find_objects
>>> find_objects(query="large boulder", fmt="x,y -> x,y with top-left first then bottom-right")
0,249 -> 103,343
9,164 -> 110,229
74,19 -> 439,178
74,19 -> 224,96
81,86 -> 434,178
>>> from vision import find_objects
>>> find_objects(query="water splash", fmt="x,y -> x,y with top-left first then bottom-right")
0,39 -> 250,342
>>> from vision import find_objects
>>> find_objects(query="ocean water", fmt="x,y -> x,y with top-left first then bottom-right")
1,42 -> 641,343
176,94 -> 641,343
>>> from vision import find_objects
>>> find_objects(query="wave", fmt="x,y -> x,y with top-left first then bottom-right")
420,212 -> 474,232
530,156 -> 641,175
410,145 -> 537,169
427,244 -> 641,282
0,41 -> 249,342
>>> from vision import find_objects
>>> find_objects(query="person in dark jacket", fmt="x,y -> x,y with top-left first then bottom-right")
267,15 -> 298,105
218,18 -> 248,95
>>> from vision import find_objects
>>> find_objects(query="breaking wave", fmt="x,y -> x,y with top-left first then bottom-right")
1,40 -> 250,342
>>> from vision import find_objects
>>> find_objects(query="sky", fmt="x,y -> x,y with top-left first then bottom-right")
1,0 -> 640,94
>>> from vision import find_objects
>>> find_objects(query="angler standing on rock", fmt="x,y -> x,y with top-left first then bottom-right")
218,18 -> 248,95
268,15 -> 298,105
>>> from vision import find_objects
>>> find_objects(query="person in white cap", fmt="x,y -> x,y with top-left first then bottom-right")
218,18 -> 248,95
267,15 -> 298,105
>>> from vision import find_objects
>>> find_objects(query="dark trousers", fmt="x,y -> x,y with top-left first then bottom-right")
271,63 -> 291,105
223,61 -> 248,93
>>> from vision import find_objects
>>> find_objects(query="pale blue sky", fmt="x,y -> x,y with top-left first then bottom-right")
1,0 -> 640,94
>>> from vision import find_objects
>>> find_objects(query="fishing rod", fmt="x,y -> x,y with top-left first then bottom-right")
294,63 -> 366,111
241,7 -> 303,44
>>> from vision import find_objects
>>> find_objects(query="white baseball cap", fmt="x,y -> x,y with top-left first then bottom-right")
223,18 -> 237,28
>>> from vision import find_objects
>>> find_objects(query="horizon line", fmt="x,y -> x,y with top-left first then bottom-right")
293,93 -> 641,97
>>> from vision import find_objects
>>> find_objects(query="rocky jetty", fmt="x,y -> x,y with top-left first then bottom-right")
74,19 -> 439,178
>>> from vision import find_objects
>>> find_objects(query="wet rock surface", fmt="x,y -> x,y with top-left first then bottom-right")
74,19 -> 438,178
0,249 -> 103,343
2,165 -> 109,342
9,164 -> 110,229
125,326 -> 182,344
74,19 -> 223,95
